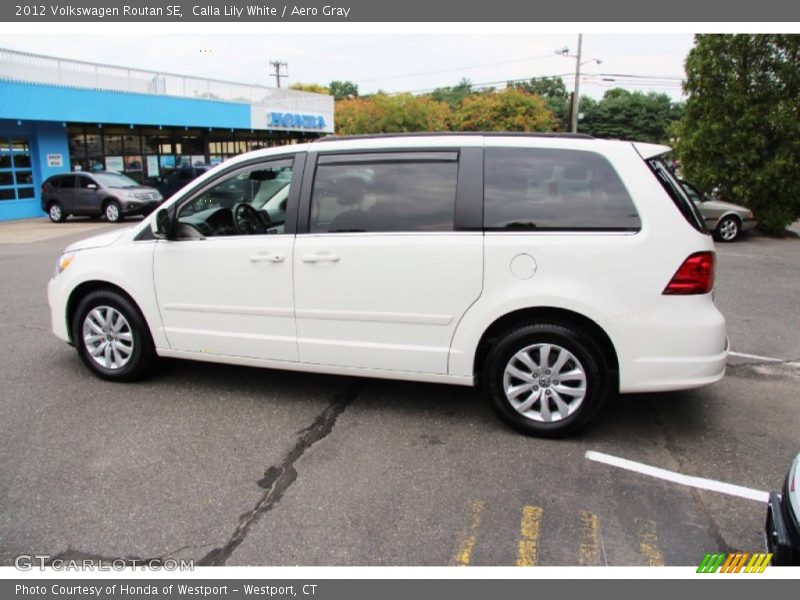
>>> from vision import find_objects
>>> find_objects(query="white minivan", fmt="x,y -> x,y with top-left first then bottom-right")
47,133 -> 727,437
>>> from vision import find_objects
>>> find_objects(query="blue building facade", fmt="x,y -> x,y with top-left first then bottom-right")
0,49 -> 334,222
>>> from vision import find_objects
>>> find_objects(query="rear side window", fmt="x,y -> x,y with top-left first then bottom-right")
648,159 -> 708,234
484,147 -> 641,231
59,176 -> 76,189
310,153 -> 458,233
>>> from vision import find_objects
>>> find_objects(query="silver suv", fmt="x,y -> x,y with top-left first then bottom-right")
41,171 -> 163,223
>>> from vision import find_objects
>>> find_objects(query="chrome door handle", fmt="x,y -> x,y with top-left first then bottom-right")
302,252 -> 340,263
249,252 -> 285,263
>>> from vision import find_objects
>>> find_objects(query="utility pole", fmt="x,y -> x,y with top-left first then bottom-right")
269,61 -> 288,88
570,34 -> 583,133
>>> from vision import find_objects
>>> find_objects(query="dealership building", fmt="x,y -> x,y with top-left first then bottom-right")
0,47 -> 335,221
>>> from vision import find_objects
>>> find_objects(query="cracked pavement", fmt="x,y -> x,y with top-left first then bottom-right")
0,219 -> 798,566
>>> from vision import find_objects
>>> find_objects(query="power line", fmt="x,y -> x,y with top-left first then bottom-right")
357,54 -> 557,84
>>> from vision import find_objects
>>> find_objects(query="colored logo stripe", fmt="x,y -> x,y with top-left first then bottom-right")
697,552 -> 772,573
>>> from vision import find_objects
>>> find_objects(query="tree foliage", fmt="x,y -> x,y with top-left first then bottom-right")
579,88 -> 683,143
674,34 -> 800,234
430,78 -> 474,109
289,82 -> 330,95
454,88 -> 557,132
510,77 -> 570,130
335,93 -> 452,134
328,80 -> 359,101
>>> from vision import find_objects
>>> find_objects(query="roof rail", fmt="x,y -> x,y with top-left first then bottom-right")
314,131 -> 594,143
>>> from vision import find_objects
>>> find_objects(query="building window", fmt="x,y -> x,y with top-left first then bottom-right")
0,137 -> 35,201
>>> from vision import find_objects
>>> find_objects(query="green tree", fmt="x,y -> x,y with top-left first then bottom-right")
430,78 -> 474,109
510,77 -> 570,130
579,88 -> 682,143
335,93 -> 452,134
454,87 -> 557,132
289,82 -> 330,95
328,80 -> 359,101
675,34 -> 800,234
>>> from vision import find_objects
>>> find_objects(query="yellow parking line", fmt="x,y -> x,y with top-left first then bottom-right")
635,518 -> 665,566
758,554 -> 773,573
578,510 -> 601,566
452,500 -> 486,566
516,505 -> 544,566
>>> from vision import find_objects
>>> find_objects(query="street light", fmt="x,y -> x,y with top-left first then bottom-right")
557,35 -> 602,133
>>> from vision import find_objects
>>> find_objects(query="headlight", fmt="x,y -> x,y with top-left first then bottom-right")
55,253 -> 74,276
745,210 -> 754,219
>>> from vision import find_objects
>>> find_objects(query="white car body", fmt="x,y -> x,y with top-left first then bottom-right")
48,134 -> 727,399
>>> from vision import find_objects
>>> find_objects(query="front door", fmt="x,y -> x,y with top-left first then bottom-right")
293,151 -> 483,374
153,154 -> 303,361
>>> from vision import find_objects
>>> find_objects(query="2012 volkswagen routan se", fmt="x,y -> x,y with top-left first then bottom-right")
47,133 -> 727,437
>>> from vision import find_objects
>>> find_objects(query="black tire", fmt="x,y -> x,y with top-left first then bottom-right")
104,200 -> 123,223
47,201 -> 66,223
72,290 -> 156,382
482,322 -> 611,438
714,216 -> 740,242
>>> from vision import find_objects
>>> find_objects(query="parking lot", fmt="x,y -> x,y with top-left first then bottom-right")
0,217 -> 798,567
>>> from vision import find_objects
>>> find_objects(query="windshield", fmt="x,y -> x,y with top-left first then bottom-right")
93,173 -> 140,188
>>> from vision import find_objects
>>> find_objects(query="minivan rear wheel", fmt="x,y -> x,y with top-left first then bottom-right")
104,200 -> 123,223
48,202 -> 66,223
482,323 -> 610,437
72,290 -> 156,381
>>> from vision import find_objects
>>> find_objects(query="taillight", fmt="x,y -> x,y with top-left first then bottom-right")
663,251 -> 715,295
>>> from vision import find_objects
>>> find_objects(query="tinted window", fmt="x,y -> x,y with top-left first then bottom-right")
310,156 -> 458,232
78,176 -> 95,188
649,160 -> 707,234
59,176 -> 76,189
484,148 -> 641,231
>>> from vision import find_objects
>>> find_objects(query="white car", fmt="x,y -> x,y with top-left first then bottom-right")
47,133 -> 727,437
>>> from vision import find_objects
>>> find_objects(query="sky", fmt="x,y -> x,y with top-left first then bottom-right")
0,33 -> 693,100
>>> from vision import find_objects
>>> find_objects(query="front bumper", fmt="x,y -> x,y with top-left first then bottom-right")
47,275 -> 71,344
765,479 -> 800,565
121,200 -> 162,216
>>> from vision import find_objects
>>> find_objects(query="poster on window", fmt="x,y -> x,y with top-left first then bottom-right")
106,156 -> 124,173
146,155 -> 159,178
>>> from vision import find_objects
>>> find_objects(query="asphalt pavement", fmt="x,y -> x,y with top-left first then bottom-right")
0,218 -> 797,567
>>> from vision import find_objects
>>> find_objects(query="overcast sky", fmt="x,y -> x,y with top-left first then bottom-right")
1,33 -> 692,99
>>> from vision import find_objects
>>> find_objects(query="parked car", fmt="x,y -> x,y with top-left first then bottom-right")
154,165 -> 213,199
42,171 -> 163,223
46,133 -> 727,437
766,453 -> 800,566
679,180 -> 756,242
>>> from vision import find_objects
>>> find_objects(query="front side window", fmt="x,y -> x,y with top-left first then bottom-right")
484,147 -> 641,231
309,154 -> 459,233
176,159 -> 293,238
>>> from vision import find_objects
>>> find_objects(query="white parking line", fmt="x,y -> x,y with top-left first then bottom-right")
585,450 -> 769,503
728,351 -> 786,363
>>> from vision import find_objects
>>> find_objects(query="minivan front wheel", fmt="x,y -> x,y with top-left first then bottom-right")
482,323 -> 610,437
104,200 -> 123,223
72,290 -> 156,381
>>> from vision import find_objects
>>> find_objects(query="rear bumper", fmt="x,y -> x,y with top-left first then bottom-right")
615,295 -> 728,393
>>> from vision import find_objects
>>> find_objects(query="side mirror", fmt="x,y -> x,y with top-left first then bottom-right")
154,208 -> 171,239
87,183 -> 98,190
